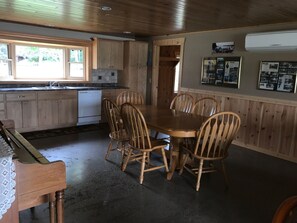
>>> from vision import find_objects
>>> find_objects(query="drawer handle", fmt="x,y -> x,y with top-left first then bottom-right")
18,95 -> 25,98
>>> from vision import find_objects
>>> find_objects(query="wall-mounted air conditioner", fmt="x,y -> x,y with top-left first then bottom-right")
245,30 -> 297,51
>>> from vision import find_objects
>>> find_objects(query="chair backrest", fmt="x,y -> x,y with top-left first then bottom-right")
103,98 -> 122,133
272,196 -> 297,223
170,93 -> 194,113
121,103 -> 151,150
116,90 -> 144,106
192,97 -> 220,117
194,111 -> 241,159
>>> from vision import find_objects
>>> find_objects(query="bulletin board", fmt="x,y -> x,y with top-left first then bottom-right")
201,56 -> 242,88
258,61 -> 297,93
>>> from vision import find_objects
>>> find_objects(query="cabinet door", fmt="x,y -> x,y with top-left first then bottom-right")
110,41 -> 124,70
6,100 -> 37,130
38,100 -> 59,127
22,100 -> 38,128
93,39 -> 124,70
97,40 -> 111,69
6,101 -> 22,129
58,98 -> 78,125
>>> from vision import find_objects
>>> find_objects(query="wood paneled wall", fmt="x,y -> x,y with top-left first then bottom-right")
181,88 -> 297,163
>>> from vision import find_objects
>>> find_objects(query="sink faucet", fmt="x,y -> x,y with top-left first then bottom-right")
49,81 -> 59,88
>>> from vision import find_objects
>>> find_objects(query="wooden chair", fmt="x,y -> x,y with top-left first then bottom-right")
116,90 -> 144,106
170,93 -> 194,113
120,103 -> 169,184
191,97 -> 220,117
272,196 -> 297,223
179,111 -> 241,191
102,98 -> 129,163
155,92 -> 194,139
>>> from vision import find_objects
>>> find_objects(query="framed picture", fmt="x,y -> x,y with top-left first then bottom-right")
258,61 -> 297,93
201,56 -> 242,88
212,42 -> 235,54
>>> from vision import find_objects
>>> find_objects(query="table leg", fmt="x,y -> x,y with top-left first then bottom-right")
167,137 -> 182,180
56,190 -> 65,223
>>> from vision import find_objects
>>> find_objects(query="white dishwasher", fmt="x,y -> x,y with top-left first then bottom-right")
77,90 -> 102,125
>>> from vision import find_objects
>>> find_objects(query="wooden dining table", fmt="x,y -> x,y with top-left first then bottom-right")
135,105 -> 208,180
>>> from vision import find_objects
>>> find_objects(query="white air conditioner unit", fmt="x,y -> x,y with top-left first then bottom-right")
245,30 -> 297,51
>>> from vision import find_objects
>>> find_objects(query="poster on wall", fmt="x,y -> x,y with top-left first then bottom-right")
258,61 -> 297,93
201,56 -> 242,88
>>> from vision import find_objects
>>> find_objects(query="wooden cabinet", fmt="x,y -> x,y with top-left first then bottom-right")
119,41 -> 148,101
6,92 -> 38,131
92,38 -> 124,70
0,94 -> 5,120
38,91 -> 78,128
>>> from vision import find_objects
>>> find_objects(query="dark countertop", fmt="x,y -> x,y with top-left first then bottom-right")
0,84 -> 128,92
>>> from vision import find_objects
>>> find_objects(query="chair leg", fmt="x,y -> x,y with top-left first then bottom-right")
221,160 -> 229,188
140,152 -> 146,184
121,149 -> 133,171
105,141 -> 113,160
179,153 -> 189,175
196,159 -> 204,191
161,148 -> 169,172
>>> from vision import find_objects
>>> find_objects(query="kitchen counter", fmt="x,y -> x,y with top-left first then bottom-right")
0,84 -> 127,92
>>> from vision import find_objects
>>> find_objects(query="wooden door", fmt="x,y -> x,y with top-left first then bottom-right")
152,38 -> 184,107
157,45 -> 180,108
157,61 -> 176,108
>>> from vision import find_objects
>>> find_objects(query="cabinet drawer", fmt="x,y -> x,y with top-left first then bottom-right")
0,94 -> 4,101
0,102 -> 4,110
38,90 -> 77,100
6,92 -> 36,101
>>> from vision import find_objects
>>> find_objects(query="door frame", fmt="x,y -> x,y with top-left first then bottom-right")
151,38 -> 185,106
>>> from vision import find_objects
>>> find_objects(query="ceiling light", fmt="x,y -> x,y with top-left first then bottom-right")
123,31 -> 131,34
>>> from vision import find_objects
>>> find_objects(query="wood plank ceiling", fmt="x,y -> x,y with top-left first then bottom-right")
1,0 -> 297,37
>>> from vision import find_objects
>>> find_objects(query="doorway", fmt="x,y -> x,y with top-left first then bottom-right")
151,38 -> 185,107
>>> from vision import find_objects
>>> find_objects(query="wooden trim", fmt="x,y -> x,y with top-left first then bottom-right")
180,87 -> 297,107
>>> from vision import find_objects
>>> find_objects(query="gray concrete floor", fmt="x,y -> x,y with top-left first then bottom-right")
19,124 -> 297,223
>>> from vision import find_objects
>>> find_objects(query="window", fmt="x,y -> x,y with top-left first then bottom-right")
0,43 -> 11,77
15,45 -> 64,79
0,32 -> 90,81
69,49 -> 84,78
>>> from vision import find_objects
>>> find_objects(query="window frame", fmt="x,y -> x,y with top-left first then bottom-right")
0,31 -> 92,82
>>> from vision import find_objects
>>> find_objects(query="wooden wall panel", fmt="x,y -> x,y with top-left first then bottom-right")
258,103 -> 282,153
245,101 -> 262,147
222,97 -> 249,143
278,106 -> 296,156
181,88 -> 297,163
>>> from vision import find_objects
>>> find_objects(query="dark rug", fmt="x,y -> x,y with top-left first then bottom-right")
22,123 -> 108,140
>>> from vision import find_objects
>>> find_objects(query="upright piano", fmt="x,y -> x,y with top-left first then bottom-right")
0,120 -> 66,223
